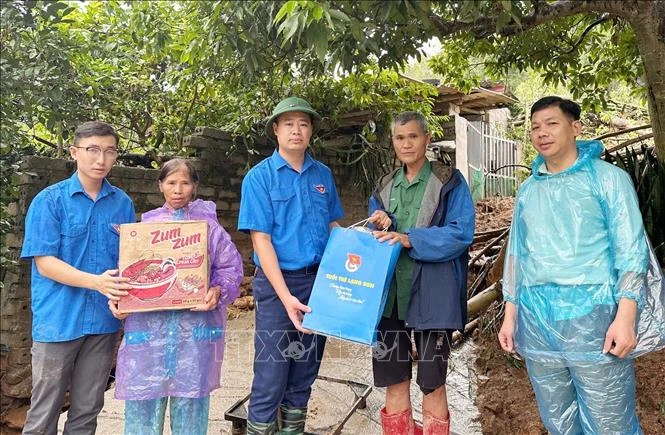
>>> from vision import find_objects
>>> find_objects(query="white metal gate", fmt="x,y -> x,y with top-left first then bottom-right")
467,121 -> 518,198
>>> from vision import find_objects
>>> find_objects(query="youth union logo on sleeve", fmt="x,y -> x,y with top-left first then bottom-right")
314,184 -> 326,194
345,253 -> 362,272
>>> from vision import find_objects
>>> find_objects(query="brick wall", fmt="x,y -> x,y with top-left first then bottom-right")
0,127 -> 370,414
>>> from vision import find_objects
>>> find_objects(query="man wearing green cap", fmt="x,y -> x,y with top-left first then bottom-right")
238,97 -> 345,434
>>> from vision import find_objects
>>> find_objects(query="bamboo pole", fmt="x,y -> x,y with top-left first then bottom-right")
592,124 -> 652,141
452,317 -> 481,345
473,226 -> 509,244
451,283 -> 502,347
487,240 -> 508,285
467,282 -> 500,319
606,133 -> 655,153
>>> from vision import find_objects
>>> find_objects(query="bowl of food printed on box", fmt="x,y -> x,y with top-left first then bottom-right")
122,258 -> 178,300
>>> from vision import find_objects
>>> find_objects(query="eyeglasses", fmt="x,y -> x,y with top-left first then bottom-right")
74,146 -> 118,159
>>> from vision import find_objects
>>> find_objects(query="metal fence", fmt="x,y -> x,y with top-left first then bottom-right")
467,121 -> 518,199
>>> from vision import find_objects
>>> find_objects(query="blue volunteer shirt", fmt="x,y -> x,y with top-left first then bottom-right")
21,172 -> 136,342
238,150 -> 344,270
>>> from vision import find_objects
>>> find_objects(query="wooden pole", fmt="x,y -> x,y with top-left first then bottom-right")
467,282 -> 500,319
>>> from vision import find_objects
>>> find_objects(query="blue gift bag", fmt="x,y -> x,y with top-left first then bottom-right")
302,226 -> 402,345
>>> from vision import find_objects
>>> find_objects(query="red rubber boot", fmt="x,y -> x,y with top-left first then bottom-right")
380,407 -> 415,435
422,410 -> 450,435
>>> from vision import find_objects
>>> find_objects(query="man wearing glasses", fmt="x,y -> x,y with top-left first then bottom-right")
21,121 -> 136,434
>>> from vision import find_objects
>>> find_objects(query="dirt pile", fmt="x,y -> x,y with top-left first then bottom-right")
227,276 -> 255,319
474,197 -> 514,234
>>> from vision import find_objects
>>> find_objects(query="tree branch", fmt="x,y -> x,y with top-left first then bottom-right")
562,13 -> 611,54
428,0 -> 637,40
117,153 -> 158,168
33,135 -> 57,149
179,79 -> 200,145
116,132 -> 144,147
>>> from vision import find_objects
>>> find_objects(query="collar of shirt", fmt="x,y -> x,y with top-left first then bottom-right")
271,149 -> 314,173
393,159 -> 432,188
67,171 -> 114,200
164,201 -> 191,216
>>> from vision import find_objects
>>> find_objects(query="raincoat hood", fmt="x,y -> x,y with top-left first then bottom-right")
531,139 -> 604,179
142,198 -> 217,222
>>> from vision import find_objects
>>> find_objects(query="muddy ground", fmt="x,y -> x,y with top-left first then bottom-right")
474,197 -> 514,235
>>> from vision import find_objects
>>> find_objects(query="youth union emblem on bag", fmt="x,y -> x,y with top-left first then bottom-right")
345,253 -> 362,272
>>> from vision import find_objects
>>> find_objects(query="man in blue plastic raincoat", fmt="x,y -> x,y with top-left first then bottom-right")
498,96 -> 649,434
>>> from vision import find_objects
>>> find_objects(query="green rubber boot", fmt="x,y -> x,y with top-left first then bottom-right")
278,405 -> 307,435
247,420 -> 278,435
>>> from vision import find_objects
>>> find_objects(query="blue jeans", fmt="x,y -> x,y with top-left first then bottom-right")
526,358 -> 641,435
124,396 -> 210,435
248,269 -> 326,423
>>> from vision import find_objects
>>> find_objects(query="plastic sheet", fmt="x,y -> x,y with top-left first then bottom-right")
632,237 -> 665,357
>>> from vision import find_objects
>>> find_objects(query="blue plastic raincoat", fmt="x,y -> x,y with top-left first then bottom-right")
503,139 -> 665,434
503,140 -> 664,363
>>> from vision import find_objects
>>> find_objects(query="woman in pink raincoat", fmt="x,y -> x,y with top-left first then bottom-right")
109,158 -> 243,435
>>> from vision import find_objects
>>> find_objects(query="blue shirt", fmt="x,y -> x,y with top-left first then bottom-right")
21,172 -> 136,342
238,150 -> 344,270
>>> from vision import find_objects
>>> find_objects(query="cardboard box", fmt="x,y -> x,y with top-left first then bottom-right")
118,221 -> 209,313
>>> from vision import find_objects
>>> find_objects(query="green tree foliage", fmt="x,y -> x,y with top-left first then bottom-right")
1,0 -> 209,159
1,1 -> 444,157
270,0 -> 665,161
0,1 -> 442,266
428,12 -> 644,112
605,147 -> 665,265
1,1 -> 80,282
1,1 -> 80,153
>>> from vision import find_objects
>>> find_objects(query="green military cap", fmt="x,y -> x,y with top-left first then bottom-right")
265,97 -> 322,141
